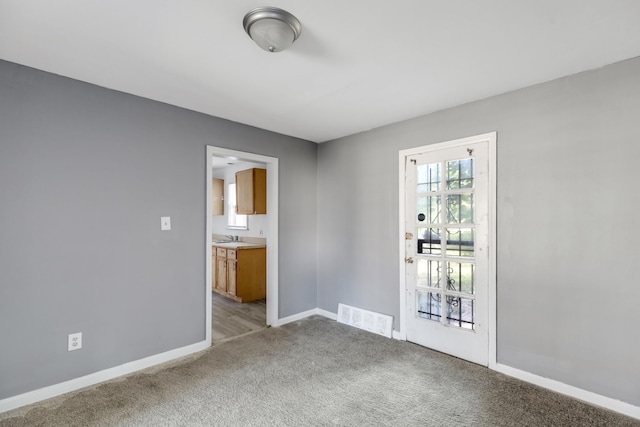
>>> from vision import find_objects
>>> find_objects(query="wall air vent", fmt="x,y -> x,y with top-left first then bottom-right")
337,303 -> 393,338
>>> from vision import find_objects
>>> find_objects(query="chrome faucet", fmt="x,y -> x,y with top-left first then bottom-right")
225,235 -> 238,242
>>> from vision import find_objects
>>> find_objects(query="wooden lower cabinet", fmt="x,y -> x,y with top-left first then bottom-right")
212,246 -> 265,303
216,256 -> 227,292
227,258 -> 237,295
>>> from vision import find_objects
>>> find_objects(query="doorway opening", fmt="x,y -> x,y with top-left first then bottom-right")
205,146 -> 278,346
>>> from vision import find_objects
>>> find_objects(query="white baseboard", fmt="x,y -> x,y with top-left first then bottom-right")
275,308 -> 319,326
494,363 -> 640,420
316,308 -> 337,320
275,307 -> 337,326
278,307 -> 398,338
0,340 -> 210,414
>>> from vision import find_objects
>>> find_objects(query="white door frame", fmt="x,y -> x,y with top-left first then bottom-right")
205,146 -> 279,345
397,132 -> 497,367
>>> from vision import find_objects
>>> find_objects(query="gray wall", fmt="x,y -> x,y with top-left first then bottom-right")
318,57 -> 640,406
0,60 -> 317,399
3,54 -> 639,409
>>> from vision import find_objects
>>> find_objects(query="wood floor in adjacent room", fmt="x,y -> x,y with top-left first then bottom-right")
211,292 -> 266,345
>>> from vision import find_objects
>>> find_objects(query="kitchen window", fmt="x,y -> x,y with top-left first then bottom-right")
227,183 -> 248,229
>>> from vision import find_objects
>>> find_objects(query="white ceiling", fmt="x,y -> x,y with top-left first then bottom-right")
1,1 -> 640,143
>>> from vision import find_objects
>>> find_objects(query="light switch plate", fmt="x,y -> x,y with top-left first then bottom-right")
161,216 -> 171,231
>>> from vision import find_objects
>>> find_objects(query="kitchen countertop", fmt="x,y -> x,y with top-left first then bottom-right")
212,242 -> 266,249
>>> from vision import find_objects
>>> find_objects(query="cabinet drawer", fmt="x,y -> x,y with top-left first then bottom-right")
227,249 -> 236,260
216,248 -> 226,257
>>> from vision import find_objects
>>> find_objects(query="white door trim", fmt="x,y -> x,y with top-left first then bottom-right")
397,132 -> 497,367
206,146 -> 279,343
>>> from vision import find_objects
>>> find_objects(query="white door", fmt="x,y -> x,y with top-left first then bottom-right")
404,136 -> 492,366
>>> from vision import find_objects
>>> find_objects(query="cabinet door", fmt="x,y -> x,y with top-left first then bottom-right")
216,258 -> 227,292
236,168 -> 266,214
252,168 -> 266,214
211,253 -> 217,290
235,169 -> 255,214
227,260 -> 237,296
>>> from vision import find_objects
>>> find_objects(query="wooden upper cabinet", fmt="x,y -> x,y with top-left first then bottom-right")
236,168 -> 266,215
212,178 -> 224,216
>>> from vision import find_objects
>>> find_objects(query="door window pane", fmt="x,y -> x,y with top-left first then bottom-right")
445,228 -> 474,257
417,195 -> 441,224
446,262 -> 474,294
417,228 -> 442,255
417,291 -> 441,321
446,158 -> 474,189
417,259 -> 441,288
445,296 -> 475,330
417,163 -> 441,192
447,194 -> 473,224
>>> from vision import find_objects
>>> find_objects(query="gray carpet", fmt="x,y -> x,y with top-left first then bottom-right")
1,316 -> 638,426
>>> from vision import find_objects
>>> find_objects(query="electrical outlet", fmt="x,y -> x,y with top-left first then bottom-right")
68,332 -> 82,351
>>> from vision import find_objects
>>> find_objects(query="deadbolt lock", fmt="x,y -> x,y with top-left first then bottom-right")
405,257 -> 414,264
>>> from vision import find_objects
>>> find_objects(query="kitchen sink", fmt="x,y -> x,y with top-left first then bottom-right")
212,239 -> 234,244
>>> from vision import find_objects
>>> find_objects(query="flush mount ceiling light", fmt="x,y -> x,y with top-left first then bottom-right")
243,6 -> 301,53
